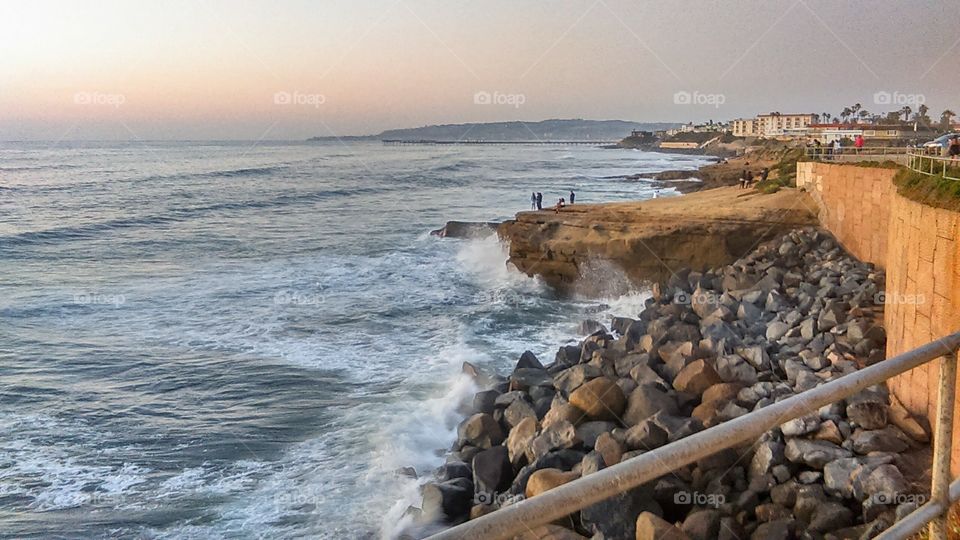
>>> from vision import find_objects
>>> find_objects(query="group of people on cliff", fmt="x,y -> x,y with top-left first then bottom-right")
738,167 -> 769,189
531,190 -> 575,213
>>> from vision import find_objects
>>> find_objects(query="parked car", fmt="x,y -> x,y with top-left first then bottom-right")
922,133 -> 960,148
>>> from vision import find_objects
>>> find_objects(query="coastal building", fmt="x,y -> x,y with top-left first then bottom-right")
805,124 -> 864,143
731,113 -> 817,138
731,118 -> 759,137
756,113 -> 818,137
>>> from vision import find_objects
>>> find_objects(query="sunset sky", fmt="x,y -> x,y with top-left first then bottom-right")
2,0 -> 958,140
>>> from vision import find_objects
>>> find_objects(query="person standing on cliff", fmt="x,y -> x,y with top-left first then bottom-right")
531,192 -> 537,210
569,190 -> 576,204
854,134 -> 865,153
535,192 -> 543,210
554,197 -> 565,214
948,136 -> 960,160
760,167 -> 769,183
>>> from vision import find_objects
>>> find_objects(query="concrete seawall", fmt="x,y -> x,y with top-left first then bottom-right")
798,161 -> 960,468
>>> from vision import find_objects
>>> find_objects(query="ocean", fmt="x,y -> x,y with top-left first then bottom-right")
0,141 -> 709,539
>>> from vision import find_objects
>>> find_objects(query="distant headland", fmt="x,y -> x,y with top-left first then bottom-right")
307,119 -> 680,143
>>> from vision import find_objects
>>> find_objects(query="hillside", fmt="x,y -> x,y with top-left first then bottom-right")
310,119 -> 679,142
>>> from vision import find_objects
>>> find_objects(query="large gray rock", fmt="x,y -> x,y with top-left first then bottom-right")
472,446 -> 512,500
421,477 -> 473,523
847,392 -> 889,429
850,428 -> 909,454
809,501 -> 853,533
624,418 -> 669,450
624,383 -> 679,426
553,364 -> 602,394
457,413 -> 504,449
581,487 -> 662,539
750,441 -> 785,480
862,464 -> 909,504
506,416 -> 537,466
785,438 -> 852,468
530,420 -> 581,460
681,509 -> 721,540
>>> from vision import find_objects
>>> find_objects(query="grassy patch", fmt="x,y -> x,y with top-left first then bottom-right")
893,167 -> 960,211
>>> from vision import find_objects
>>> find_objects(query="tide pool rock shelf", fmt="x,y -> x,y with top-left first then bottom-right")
400,228 -> 932,540
497,186 -> 818,295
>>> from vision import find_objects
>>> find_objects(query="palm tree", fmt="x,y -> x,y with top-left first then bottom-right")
858,109 -> 870,123
940,109 -> 956,130
821,112 -> 831,124
899,106 -> 912,123
840,107 -> 853,124
851,103 -> 862,122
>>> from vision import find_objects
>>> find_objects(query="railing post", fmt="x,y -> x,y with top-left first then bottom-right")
930,348 -> 959,540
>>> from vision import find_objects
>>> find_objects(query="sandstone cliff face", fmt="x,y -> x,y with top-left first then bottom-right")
498,187 -> 818,295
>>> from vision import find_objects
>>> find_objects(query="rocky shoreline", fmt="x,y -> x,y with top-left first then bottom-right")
399,228 -> 933,540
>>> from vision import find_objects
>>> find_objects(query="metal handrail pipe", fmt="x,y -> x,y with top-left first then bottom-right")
874,477 -> 960,540
426,333 -> 960,540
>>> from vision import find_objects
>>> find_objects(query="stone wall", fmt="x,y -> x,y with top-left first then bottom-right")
798,161 -> 960,465
795,162 -> 894,268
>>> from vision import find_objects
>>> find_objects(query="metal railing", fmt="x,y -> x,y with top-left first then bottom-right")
804,146 -> 910,161
908,150 -> 960,181
426,332 -> 960,540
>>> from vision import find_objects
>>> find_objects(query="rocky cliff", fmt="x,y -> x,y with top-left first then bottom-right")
497,187 -> 819,295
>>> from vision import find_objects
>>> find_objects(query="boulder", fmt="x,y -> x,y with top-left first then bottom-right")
785,438 -> 852,468
624,383 -> 679,426
681,510 -> 721,540
542,397 -> 585,429
575,421 -> 617,448
472,389 -> 500,415
889,393 -> 930,442
507,416 -> 538,466
862,464 -> 909,504
636,511 -> 691,540
531,420 -> 581,460
701,382 -> 744,405
568,377 -> 626,421
421,477 -> 473,523
750,519 -> 794,540
457,413 -> 504,449
509,449 -> 585,497
525,468 -> 579,498
581,487 -> 663,538
850,428 -> 909,454
472,446 -> 512,500
750,441 -> 785,480
809,502 -> 853,533
595,432 -> 624,466
846,392 -> 889,430
624,418 -> 669,450
518,350 -> 545,370
673,359 -> 722,395
511,368 -> 553,390
436,460 -> 472,482
504,399 -> 538,429
652,411 -> 703,442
